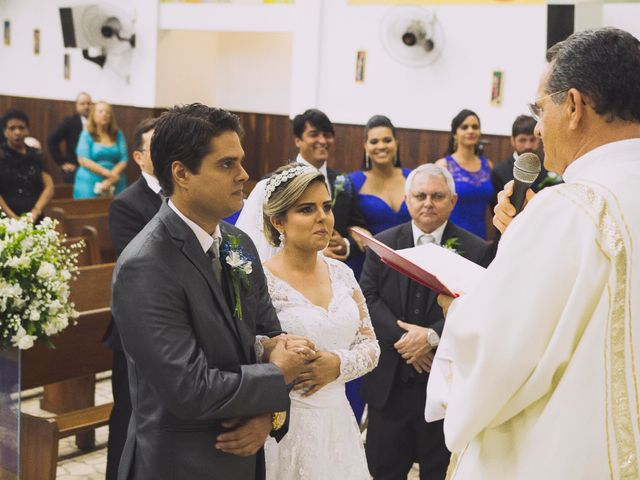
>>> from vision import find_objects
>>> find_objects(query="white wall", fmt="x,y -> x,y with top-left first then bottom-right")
0,0 -> 158,107
603,2 -> 640,39
155,30 -> 293,113
155,30 -> 219,107
316,3 -> 548,135
2,0 -> 640,135
213,32 -> 293,114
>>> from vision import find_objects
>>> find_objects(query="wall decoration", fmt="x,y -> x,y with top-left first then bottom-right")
490,70 -> 503,106
33,29 -> 40,55
3,20 -> 10,46
355,50 -> 366,83
64,53 -> 71,80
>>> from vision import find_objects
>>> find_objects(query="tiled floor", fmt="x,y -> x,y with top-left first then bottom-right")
21,374 -> 420,479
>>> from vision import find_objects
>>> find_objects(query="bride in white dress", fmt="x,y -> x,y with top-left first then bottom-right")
260,164 -> 379,480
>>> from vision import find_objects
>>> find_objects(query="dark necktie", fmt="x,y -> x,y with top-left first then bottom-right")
207,238 -> 223,286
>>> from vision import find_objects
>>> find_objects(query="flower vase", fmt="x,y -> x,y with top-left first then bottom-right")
0,347 -> 20,479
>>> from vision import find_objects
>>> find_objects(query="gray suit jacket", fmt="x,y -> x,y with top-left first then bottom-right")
112,201 -> 290,480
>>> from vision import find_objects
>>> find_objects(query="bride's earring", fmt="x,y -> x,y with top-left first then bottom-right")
278,231 -> 286,247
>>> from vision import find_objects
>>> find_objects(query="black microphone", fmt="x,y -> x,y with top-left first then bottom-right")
511,152 -> 541,215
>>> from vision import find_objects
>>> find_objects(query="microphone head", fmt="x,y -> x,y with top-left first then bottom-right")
513,152 -> 542,185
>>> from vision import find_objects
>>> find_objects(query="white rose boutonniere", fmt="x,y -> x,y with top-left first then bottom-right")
221,234 -> 253,320
331,174 -> 351,208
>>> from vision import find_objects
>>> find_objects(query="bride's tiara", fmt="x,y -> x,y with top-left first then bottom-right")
264,165 -> 317,203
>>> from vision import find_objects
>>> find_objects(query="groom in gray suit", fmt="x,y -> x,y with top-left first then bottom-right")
112,104 -> 307,479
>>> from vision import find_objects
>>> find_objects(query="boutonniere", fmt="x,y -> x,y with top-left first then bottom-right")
221,234 -> 253,320
536,171 -> 563,190
331,174 -> 350,207
442,237 -> 463,255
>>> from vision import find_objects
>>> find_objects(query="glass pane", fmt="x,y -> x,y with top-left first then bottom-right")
0,348 -> 20,479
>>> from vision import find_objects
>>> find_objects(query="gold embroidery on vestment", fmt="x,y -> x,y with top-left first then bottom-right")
561,183 -> 636,479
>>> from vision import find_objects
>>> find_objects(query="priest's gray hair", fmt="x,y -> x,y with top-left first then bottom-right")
405,163 -> 456,196
262,163 -> 327,247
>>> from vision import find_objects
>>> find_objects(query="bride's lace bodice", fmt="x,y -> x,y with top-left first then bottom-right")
264,256 -> 379,383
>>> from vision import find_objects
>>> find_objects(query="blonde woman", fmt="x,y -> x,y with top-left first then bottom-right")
262,163 -> 379,479
73,101 -> 128,198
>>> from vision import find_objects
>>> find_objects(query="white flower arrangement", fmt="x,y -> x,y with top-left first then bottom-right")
0,214 -> 82,350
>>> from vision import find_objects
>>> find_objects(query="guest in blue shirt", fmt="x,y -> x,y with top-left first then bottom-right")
436,109 -> 494,239
74,101 -> 128,198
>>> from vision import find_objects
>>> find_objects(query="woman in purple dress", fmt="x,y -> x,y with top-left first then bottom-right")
436,109 -> 494,239
347,115 -> 410,423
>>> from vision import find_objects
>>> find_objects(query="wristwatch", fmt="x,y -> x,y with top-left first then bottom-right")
426,328 -> 440,348
271,411 -> 287,431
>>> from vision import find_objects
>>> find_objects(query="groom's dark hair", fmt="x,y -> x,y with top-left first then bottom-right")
151,103 -> 244,196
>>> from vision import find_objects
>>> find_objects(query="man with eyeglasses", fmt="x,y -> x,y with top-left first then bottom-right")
427,28 -> 640,479
359,163 -> 491,480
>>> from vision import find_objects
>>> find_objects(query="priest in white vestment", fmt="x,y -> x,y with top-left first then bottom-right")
426,27 -> 640,480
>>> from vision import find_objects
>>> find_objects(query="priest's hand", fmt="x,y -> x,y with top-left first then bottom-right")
493,180 -> 535,233
437,294 -> 455,316
215,414 -> 272,456
292,351 -> 340,397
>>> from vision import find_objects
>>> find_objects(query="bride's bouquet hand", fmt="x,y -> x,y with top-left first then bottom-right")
293,351 -> 341,397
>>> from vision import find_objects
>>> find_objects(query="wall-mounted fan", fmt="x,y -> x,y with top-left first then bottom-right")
60,4 -> 136,68
380,5 -> 445,68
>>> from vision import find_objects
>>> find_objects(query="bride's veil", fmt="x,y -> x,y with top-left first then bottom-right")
235,178 -> 281,262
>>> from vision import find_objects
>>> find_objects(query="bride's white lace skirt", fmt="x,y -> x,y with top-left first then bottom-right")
265,382 -> 371,480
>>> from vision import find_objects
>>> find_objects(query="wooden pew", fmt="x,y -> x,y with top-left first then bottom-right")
44,197 -> 111,217
50,212 -> 114,263
61,225 -> 102,266
52,183 -> 73,199
21,307 -> 113,480
39,263 -> 115,449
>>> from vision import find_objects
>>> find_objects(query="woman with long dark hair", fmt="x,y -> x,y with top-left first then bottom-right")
436,109 -> 494,239
349,115 -> 412,238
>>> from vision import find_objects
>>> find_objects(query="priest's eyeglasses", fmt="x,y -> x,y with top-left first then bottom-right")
527,88 -> 570,122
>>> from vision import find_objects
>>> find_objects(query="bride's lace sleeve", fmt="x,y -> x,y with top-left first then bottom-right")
330,262 -> 380,383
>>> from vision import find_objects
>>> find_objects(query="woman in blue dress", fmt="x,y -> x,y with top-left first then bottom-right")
350,115 -> 411,240
436,109 -> 494,239
73,101 -> 128,198
347,115 -> 410,424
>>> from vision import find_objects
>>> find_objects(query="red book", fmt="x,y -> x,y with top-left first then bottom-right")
351,228 -> 486,297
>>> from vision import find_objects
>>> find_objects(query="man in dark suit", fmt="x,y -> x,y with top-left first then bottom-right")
112,104 -> 310,480
46,92 -> 92,183
490,114 -> 560,208
105,118 -> 161,480
291,109 -> 368,262
360,163 -> 492,480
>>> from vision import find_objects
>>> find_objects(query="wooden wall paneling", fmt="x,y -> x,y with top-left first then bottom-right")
2,96 -> 517,193
0,95 -> 163,186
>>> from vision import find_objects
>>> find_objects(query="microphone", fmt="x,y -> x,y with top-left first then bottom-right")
511,152 -> 541,215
